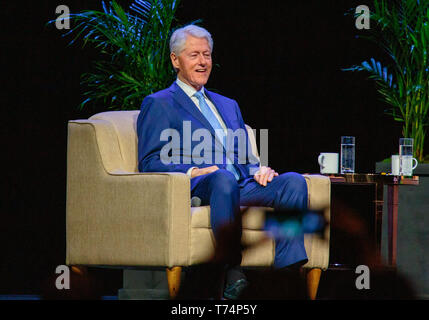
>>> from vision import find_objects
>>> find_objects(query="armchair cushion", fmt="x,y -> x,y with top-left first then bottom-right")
191,206 -> 269,230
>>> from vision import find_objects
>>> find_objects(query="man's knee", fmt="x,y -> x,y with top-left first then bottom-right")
275,172 -> 308,210
208,169 -> 239,193
278,172 -> 307,192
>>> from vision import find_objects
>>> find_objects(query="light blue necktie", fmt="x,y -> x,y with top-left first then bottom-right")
194,91 -> 240,180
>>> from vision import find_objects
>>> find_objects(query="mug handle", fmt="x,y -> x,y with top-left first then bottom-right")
318,154 -> 324,168
412,158 -> 418,170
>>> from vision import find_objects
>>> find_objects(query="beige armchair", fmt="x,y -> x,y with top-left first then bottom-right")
66,110 -> 331,299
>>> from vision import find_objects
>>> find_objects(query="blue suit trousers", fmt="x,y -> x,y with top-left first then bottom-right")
191,169 -> 309,268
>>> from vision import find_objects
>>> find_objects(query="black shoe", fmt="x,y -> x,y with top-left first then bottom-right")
223,278 -> 249,300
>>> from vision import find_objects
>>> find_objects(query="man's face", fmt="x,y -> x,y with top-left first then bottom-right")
170,35 -> 212,91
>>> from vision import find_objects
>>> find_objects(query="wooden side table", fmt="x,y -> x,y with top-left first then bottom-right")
328,173 -> 419,267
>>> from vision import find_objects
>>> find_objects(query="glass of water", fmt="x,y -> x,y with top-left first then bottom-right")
341,136 -> 355,174
399,138 -> 418,176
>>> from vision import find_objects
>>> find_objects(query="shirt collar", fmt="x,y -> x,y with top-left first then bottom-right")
176,78 -> 207,99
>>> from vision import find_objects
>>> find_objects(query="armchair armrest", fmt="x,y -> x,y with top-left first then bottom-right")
66,121 -> 191,267
303,174 -> 331,213
302,174 -> 331,270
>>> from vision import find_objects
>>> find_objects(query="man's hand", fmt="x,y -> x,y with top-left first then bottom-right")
191,165 -> 219,178
254,166 -> 279,186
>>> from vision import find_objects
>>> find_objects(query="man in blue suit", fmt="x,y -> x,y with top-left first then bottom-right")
137,25 -> 308,299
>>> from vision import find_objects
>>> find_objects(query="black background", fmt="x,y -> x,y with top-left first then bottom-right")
1,0 -> 421,295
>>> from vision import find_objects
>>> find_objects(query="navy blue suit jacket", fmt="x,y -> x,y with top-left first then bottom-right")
137,82 -> 259,188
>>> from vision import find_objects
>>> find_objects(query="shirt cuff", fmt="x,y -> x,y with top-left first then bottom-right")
187,167 -> 197,177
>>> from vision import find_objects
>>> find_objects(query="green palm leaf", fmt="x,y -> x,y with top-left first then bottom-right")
343,0 -> 429,161
48,0 -> 200,111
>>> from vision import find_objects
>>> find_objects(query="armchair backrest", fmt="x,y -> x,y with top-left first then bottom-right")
89,111 -> 140,173
88,111 -> 259,174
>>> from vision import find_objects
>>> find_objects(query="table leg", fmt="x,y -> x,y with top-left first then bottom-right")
387,184 -> 399,266
374,180 -> 384,264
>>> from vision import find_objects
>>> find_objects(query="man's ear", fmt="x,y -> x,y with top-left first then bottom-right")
170,52 -> 179,71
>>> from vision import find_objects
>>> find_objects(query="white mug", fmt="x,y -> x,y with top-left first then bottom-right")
391,154 -> 418,175
318,153 -> 339,174
391,155 -> 400,175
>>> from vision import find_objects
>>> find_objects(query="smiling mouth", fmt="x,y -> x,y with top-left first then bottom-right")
195,69 -> 207,73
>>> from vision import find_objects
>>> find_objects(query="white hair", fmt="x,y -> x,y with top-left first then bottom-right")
169,25 -> 213,55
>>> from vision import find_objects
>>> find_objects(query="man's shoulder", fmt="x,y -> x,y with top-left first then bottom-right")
145,86 -> 174,101
206,89 -> 237,105
140,85 -> 176,109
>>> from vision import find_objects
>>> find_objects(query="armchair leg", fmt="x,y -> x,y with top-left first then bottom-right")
70,266 -> 87,275
306,268 -> 322,300
166,267 -> 182,299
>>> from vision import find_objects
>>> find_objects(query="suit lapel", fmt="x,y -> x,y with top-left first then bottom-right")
169,83 -> 241,158
169,82 -> 217,137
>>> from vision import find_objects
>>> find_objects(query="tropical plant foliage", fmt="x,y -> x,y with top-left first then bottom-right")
53,0 -> 183,110
344,0 -> 429,161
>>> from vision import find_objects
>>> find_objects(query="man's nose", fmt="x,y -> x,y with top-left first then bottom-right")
197,54 -> 206,65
